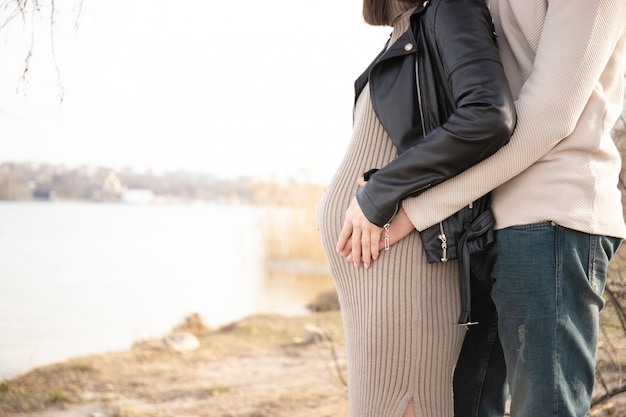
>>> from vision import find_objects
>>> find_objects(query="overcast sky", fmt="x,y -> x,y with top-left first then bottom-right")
0,0 -> 390,183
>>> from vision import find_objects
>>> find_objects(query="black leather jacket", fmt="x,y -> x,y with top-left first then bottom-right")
355,0 -> 516,227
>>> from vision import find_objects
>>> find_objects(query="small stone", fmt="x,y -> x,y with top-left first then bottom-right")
163,332 -> 200,353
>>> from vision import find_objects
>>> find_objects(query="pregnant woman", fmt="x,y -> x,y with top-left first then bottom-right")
317,0 -> 515,416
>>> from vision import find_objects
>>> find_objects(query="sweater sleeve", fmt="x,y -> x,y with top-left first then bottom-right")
403,0 -> 626,231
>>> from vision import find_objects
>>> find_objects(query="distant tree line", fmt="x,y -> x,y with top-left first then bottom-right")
0,161 -> 322,204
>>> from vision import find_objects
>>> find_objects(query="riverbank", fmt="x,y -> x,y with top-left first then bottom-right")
1,308 -> 624,417
0,310 -> 348,417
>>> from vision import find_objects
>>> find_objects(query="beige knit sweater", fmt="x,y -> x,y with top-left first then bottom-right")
403,0 -> 626,239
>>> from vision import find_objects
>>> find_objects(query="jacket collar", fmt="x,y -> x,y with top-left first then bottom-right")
353,0 -> 430,100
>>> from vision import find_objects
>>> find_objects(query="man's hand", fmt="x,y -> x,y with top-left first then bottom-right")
381,207 -> 415,247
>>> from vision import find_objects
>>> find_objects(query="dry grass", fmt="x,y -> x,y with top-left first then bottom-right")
258,181 -> 327,265
0,312 -> 348,417
593,247 -> 626,415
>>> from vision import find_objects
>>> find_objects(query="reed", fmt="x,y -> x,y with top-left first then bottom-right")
258,181 -> 327,265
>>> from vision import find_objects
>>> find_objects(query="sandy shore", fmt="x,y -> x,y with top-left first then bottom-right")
1,307 -> 623,417
0,311 -> 348,417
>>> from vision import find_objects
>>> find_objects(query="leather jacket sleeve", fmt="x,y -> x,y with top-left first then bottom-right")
356,0 -> 516,227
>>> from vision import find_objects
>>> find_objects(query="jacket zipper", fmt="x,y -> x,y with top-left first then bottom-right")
438,222 -> 448,262
382,201 -> 401,250
415,49 -> 448,261
414,47 -> 476,262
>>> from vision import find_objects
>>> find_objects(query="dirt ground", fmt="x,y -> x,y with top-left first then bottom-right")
1,307 -> 624,417
0,311 -> 349,417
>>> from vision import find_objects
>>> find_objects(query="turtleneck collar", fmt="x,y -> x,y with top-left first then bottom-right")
386,0 -> 418,26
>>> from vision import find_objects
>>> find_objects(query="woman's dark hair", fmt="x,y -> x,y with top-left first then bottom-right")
363,0 -> 417,26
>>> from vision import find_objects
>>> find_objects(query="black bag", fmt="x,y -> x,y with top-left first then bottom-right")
419,195 -> 495,326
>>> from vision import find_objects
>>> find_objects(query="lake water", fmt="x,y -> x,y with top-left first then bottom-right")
0,201 -> 334,379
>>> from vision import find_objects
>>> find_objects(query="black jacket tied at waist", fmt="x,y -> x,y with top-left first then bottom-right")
419,193 -> 496,325
353,0 -> 516,325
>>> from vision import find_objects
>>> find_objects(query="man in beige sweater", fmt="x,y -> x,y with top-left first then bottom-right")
397,0 -> 626,416
339,0 -> 626,414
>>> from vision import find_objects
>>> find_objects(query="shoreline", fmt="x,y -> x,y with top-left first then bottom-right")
0,310 -> 348,417
2,301 -> 623,417
0,284 -> 339,382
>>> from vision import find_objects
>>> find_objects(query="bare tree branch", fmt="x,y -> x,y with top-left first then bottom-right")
16,0 -> 35,96
49,0 -> 63,102
606,285 -> 626,331
3,0 -> 84,101
72,0 -> 83,32
0,0 -> 28,29
592,383 -> 626,408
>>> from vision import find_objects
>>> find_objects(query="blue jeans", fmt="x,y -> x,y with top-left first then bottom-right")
454,222 -> 621,417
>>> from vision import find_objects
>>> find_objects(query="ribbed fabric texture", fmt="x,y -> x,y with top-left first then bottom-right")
317,4 -> 465,416
403,0 -> 626,239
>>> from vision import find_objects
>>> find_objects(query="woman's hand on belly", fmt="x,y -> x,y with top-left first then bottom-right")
341,207 -> 416,264
337,174 -> 417,268
336,197 -> 383,269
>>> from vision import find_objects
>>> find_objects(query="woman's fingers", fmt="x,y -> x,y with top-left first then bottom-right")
336,197 -> 384,268
351,228 -> 363,268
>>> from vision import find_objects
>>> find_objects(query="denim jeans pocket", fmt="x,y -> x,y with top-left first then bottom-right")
587,234 -> 621,297
491,223 -> 557,319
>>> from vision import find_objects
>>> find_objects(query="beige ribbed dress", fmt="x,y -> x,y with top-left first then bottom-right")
317,3 -> 466,417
